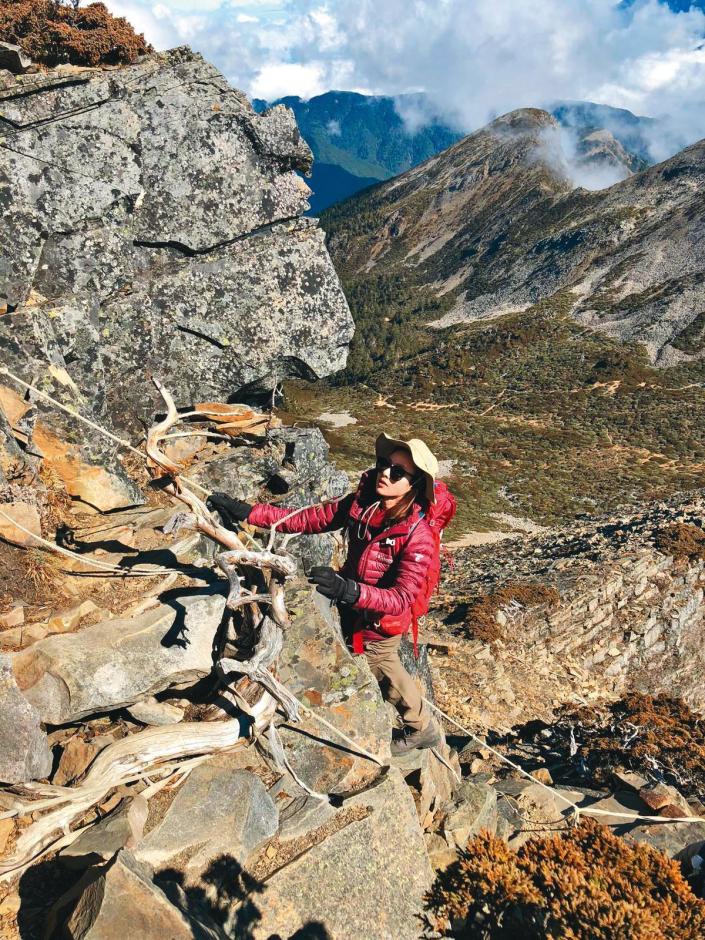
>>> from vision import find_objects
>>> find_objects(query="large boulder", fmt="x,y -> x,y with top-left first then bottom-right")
272,585 -> 392,795
0,653 -> 52,783
0,48 -> 353,443
252,767 -> 433,940
57,850 -> 214,940
192,425 -> 349,570
135,761 -> 278,874
11,588 -> 226,723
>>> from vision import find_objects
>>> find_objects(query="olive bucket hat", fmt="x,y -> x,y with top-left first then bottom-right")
375,432 -> 439,504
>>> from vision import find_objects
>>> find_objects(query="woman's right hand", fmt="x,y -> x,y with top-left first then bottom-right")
206,492 -> 253,528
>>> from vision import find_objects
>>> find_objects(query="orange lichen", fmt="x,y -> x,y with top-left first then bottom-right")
426,819 -> 705,939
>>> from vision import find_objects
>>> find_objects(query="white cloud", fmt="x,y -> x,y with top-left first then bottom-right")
102,1 -> 705,160
251,61 -> 327,99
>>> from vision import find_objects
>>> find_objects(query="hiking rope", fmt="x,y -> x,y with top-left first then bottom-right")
290,701 -> 386,767
0,506 -> 186,577
423,697 -> 705,826
0,366 -> 210,498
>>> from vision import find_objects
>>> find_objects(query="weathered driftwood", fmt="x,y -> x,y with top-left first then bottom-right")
219,616 -> 300,722
0,383 -> 305,879
0,721 -> 248,880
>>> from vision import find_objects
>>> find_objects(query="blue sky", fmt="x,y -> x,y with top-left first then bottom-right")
104,1 -> 705,156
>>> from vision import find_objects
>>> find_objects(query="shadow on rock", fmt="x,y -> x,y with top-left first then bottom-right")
156,854 -> 264,938
17,856 -> 82,939
158,584 -> 228,650
155,854 -> 333,940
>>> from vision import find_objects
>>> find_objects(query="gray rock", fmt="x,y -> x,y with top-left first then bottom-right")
61,796 -> 149,870
0,48 -> 353,442
0,653 -> 52,783
136,762 -> 277,873
272,585 -> 392,795
270,776 -> 337,841
443,780 -> 498,850
193,425 -> 349,569
0,42 -> 31,74
12,589 -> 226,723
127,698 -> 185,726
253,767 -> 433,940
398,635 -> 435,705
627,820 -> 705,862
60,850 -> 209,940
392,738 -> 460,829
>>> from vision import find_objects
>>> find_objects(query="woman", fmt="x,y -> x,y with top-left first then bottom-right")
207,432 -> 445,754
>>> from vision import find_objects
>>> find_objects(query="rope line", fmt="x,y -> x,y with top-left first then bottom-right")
0,366 -> 211,497
0,506 -> 185,577
423,697 -> 705,826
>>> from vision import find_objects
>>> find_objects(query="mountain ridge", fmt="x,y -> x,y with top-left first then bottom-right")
255,91 -> 654,212
321,107 -> 705,366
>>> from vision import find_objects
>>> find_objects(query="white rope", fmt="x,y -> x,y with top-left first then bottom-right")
0,366 -> 211,496
284,699 -> 386,767
0,506 -> 185,577
423,697 -> 705,826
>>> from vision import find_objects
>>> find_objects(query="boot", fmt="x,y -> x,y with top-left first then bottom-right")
390,720 -> 441,755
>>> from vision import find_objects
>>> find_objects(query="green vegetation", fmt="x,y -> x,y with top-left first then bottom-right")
282,290 -> 705,536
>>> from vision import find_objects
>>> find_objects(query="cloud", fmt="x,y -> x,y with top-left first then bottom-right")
103,1 -> 705,161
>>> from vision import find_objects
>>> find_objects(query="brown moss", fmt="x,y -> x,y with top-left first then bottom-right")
0,0 -> 152,68
558,693 -> 705,801
425,819 -> 705,939
463,581 -> 560,643
653,523 -> 705,563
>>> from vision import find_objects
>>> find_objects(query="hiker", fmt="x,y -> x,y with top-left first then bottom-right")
207,433 -> 456,755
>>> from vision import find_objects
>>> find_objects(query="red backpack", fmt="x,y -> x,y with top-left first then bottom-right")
389,480 -> 457,655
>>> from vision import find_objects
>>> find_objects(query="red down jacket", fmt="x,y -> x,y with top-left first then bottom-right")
247,471 -> 435,645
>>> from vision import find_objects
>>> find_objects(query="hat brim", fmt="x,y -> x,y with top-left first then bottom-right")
375,433 -> 436,503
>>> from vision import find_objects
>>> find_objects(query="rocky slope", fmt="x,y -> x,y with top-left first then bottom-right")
323,107 -> 705,365
1,43 -> 704,940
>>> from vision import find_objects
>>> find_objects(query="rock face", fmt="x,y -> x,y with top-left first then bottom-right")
253,768 -> 433,940
193,425 -> 349,570
273,585 -> 392,795
0,47 -> 352,507
136,762 -> 278,873
430,493 -> 705,730
61,850 -> 204,940
0,653 -> 52,783
11,589 -> 227,724
324,106 -> 705,364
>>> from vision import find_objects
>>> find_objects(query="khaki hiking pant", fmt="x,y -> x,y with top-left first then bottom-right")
363,634 -> 429,732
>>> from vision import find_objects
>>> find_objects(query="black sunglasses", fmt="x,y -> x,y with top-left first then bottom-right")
375,456 -> 418,483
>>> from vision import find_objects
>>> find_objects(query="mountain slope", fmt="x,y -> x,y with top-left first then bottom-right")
322,108 -> 705,367
255,92 -> 653,213
254,91 -> 462,213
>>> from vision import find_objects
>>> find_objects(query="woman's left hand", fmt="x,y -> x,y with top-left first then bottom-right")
308,566 -> 360,605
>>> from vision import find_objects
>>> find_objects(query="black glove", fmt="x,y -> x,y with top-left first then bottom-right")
206,492 -> 252,529
308,566 -> 360,605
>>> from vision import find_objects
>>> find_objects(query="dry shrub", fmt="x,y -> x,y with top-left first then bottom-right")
653,523 -> 705,563
426,819 -> 705,939
0,0 -> 152,67
558,693 -> 705,801
464,581 -> 560,643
